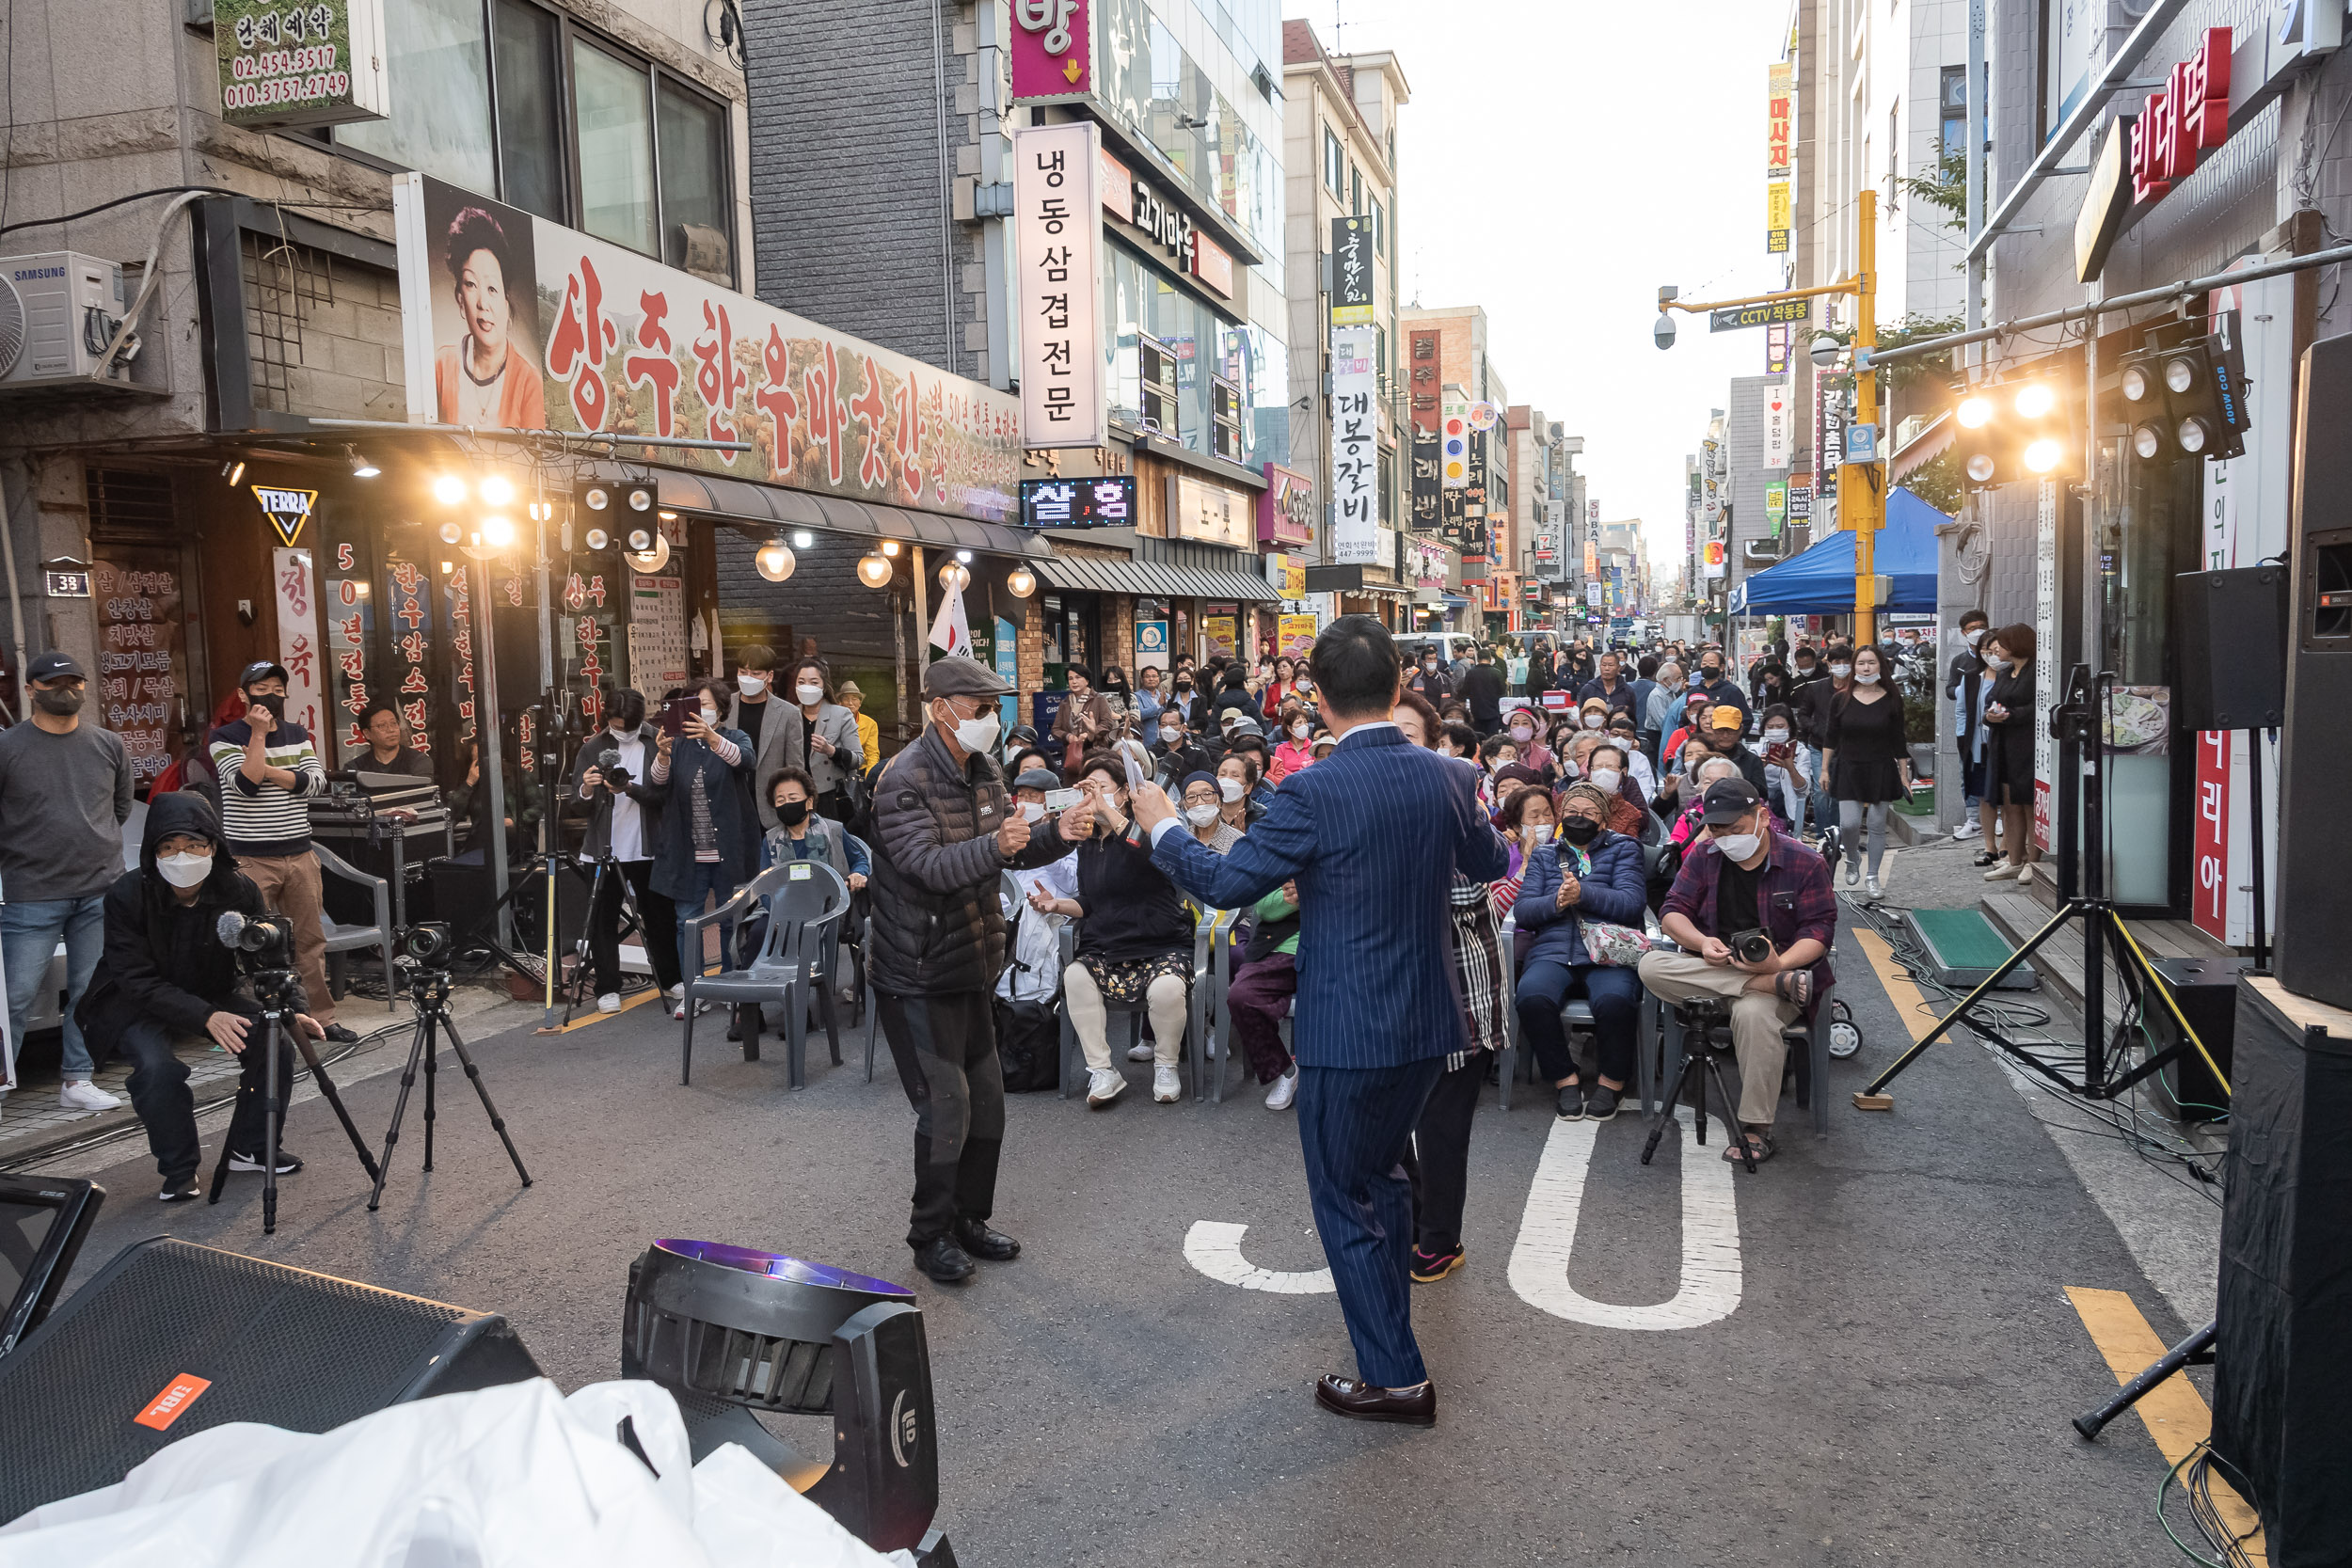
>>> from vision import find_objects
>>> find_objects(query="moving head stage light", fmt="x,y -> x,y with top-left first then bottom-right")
621,1239 -> 950,1561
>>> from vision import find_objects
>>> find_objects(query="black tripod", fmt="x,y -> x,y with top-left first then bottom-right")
1852,666 -> 2230,1107
206,964 -> 384,1235
2074,1318 -> 2217,1440
560,768 -> 653,1025
367,960 -> 532,1211
1640,998 -> 1760,1175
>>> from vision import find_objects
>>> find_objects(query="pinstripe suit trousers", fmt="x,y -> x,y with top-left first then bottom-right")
1295,1057 -> 1446,1388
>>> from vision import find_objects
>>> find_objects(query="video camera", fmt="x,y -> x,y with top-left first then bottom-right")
215,910 -> 298,969
402,921 -> 456,969
596,747 -> 631,790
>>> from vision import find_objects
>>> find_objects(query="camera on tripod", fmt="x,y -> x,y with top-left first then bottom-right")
402,921 -> 456,968
215,910 -> 297,969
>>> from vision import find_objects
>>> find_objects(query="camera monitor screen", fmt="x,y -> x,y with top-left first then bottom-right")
0,1174 -> 103,1355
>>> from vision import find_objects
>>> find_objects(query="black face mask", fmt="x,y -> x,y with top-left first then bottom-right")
774,799 -> 810,826
246,691 -> 286,720
33,686 -> 84,717
1560,817 -> 1602,846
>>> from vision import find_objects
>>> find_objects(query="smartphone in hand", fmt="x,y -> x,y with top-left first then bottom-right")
659,693 -> 696,737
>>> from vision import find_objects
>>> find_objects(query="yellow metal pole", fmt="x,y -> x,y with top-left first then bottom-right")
1850,188 -> 1881,645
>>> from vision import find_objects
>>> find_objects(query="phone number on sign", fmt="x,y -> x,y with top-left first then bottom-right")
229,45 -> 339,80
223,71 -> 349,108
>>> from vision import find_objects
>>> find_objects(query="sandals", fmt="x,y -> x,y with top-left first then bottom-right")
1972,849 -> 2001,867
1773,969 -> 1812,1010
1723,1129 -> 1778,1165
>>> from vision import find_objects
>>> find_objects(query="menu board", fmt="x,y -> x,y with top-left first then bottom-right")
91,546 -> 192,787
629,574 -> 689,697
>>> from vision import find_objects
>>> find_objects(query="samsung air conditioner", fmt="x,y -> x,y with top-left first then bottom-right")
0,252 -> 135,389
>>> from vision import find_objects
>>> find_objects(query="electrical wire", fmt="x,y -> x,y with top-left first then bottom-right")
2157,1448 -> 2228,1568
0,184 -> 386,240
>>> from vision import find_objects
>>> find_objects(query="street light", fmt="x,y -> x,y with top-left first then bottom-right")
755,538 -> 797,582
856,550 -> 895,589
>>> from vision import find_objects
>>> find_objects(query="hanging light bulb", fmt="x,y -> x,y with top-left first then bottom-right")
1005,564 -> 1037,597
479,474 -> 516,506
346,445 -> 380,479
881,539 -> 901,557
480,515 -> 516,548
937,561 -> 970,592
432,474 -> 469,506
755,538 -> 797,582
584,526 -> 612,551
856,549 -> 895,589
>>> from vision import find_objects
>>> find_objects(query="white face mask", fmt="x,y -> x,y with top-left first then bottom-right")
737,673 -> 767,697
1509,725 -> 1534,743
797,684 -> 825,705
158,851 -> 213,889
699,705 -> 720,725
1589,768 -> 1622,793
1854,672 -> 1881,686
1019,800 -> 1045,822
943,705 -> 1000,755
1965,626 -> 1986,645
1829,664 -> 1852,679
610,722 -> 632,736
1185,802 -> 1221,827
1291,721 -> 1311,739
1582,713 -> 1604,729
1523,823 -> 1554,845
1983,654 -> 2010,672
1712,831 -> 1761,862
1763,727 -> 1790,744
1218,777 -> 1246,802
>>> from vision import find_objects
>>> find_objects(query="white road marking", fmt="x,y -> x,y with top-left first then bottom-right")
1505,1108 -> 1742,1330
1183,1220 -> 1335,1294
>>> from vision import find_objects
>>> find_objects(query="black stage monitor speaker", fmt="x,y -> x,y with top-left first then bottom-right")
0,1173 -> 103,1357
2173,566 -> 2289,730
0,1237 -> 543,1523
2278,335 -> 2352,1008
2211,978 -> 2352,1566
2146,954 -> 2250,1119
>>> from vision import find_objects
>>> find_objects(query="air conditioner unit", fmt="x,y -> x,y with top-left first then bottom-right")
0,251 -> 135,389
1743,537 -> 1786,562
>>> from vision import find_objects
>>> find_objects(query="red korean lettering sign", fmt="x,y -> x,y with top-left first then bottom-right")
2192,728 -> 2233,943
2130,28 -> 2233,205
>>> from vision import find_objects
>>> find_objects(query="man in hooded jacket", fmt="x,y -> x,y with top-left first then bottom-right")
79,792 -> 326,1201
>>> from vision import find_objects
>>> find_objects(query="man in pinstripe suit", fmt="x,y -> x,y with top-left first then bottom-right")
1135,617 -> 1509,1426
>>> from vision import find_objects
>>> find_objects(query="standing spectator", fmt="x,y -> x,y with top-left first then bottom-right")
572,689 -> 678,1014
1502,707 -> 1553,779
1526,641 -> 1555,707
1690,647 -> 1751,722
868,659 -> 1090,1283
1168,664 -> 1207,733
1406,647 -> 1454,706
1577,650 -> 1637,720
1098,665 -> 1138,739
645,676 -> 757,1003
1152,706 -> 1211,791
1793,641 -> 1853,838
1514,781 -> 1649,1121
834,681 -> 882,775
449,737 -> 542,863
1458,647 -> 1506,735
0,651 -> 133,1112
1271,706 -> 1318,782
1050,665 -> 1115,773
1704,705 -> 1771,797
1133,665 -> 1167,749
725,644 -> 799,832
1979,625 -> 2042,883
1944,610 -> 1992,845
207,660 -> 351,1042
1262,655 -> 1304,715
1627,656 -> 1663,761
1755,705 -> 1805,832
1644,661 -> 1688,769
353,702 -> 435,777
1821,644 -> 1911,900
782,658 -> 864,821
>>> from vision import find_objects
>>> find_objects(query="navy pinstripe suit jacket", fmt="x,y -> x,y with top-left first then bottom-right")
1152,723 -> 1511,1069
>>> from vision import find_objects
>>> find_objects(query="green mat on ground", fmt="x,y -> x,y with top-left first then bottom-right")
1894,784 -> 1934,816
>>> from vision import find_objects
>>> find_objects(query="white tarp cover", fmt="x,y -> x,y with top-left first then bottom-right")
0,1377 -> 910,1568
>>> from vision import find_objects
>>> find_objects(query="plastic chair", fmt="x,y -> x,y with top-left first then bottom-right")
313,842 -> 396,1011
1054,912 -> 1218,1102
1496,911 -> 1661,1119
681,860 -> 851,1089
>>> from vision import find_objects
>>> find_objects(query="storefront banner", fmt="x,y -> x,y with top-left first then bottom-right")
1766,178 -> 1791,255
1134,619 -> 1168,672
2032,480 -> 2058,852
1259,462 -> 1315,546
1169,473 -> 1251,549
1768,61 -> 1793,176
1278,613 -> 1317,658
272,547 -> 326,752
1330,216 -> 1375,325
993,616 -> 1021,729
1012,123 -> 1105,449
1009,0 -> 1089,99
1330,325 -> 1380,565
1408,329 -> 1440,435
92,549 -> 190,788
393,174 -> 1022,521
1762,379 -> 1792,470
323,541 -> 375,763
214,0 -> 388,130
1202,614 -> 1236,662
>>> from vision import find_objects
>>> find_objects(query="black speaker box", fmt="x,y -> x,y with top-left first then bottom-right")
2172,567 -> 2288,730
2277,335 -> 2352,1009
0,1237 -> 542,1522
2146,954 -> 2249,1119
2211,978 -> 2352,1566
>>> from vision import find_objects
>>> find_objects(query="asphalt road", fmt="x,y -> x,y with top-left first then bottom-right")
45,912 -> 2198,1567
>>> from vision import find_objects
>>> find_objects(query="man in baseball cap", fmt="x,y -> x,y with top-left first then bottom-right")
1637,773 -> 1837,1169
1705,704 -> 1769,798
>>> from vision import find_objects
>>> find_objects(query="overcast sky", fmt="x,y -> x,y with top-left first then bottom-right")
1282,0 -> 1791,579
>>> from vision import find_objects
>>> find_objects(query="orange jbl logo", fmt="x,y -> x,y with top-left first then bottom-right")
133,1373 -> 213,1431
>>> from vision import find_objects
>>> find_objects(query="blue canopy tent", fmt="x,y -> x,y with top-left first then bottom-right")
1727,487 -> 1945,614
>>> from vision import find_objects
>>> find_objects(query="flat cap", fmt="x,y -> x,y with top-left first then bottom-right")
1013,767 -> 1062,792
922,657 -> 1012,701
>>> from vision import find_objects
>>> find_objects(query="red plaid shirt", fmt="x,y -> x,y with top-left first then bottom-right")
1661,829 -> 1837,1008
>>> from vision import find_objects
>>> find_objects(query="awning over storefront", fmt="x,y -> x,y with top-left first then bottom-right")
651,469 -> 1055,559
1727,486 -> 1944,614
1034,553 -> 1280,603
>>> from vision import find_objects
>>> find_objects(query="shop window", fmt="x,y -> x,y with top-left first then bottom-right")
338,0 -> 495,194
1324,127 -> 1343,195
659,87 -> 733,281
1373,198 -> 1387,258
1939,64 -> 1967,166
494,0 -> 565,222
574,39 -> 658,254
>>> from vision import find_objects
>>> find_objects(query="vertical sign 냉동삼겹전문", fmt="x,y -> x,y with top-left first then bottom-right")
1330,325 -> 1380,565
1012,121 -> 1104,449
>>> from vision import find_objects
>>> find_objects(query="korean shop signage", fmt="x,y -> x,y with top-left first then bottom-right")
1011,122 -> 1106,449
1330,216 -> 1375,325
2129,28 -> 2232,205
1709,298 -> 1809,331
393,174 -> 1022,519
1020,475 -> 1135,527
1259,462 -> 1315,547
1009,0 -> 1089,100
215,0 -> 389,129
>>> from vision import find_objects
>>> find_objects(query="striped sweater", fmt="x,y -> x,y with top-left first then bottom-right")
208,719 -> 326,857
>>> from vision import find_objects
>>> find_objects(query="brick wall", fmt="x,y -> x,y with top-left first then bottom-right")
242,233 -> 407,420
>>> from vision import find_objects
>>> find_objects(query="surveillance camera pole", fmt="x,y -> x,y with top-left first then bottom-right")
1657,188 -> 1882,642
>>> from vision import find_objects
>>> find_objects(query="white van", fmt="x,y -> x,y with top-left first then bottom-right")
1392,631 -> 1480,670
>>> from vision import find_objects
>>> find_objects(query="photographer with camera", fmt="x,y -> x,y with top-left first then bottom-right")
571,689 -> 680,1014
1636,777 -> 1836,1168
78,793 -> 323,1201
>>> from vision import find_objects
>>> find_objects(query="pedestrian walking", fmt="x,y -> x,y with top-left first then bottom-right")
0,651 -> 133,1114
1134,616 -> 1510,1429
868,657 -> 1091,1285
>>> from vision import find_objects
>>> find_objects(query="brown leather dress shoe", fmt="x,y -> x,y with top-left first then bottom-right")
1314,1374 -> 1436,1427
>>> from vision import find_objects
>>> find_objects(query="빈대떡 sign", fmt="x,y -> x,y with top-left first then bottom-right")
215,0 -> 388,129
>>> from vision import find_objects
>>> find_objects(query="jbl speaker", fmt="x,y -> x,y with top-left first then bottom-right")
0,1237 -> 542,1522
2276,334 -> 2352,1008
2172,567 -> 2288,730
2211,978 -> 2352,1565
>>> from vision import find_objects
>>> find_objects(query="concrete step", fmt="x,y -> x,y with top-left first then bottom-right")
1977,888 -> 2233,1017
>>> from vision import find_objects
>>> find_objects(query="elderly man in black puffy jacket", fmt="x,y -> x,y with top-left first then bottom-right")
869,657 -> 1089,1284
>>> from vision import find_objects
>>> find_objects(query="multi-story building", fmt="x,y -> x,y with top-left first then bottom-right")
1281,20 -> 1409,627
1398,304 -> 1508,631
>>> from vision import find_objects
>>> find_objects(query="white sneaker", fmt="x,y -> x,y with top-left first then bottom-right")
2015,862 -> 2036,885
666,983 -> 685,1000
1982,860 -> 2018,881
1843,863 -> 1860,887
1126,1040 -> 1154,1062
59,1080 -> 121,1112
1264,1067 -> 1298,1111
1152,1064 -> 1183,1103
1086,1068 -> 1125,1107
1953,818 -> 1983,841
1864,876 -> 1883,902
596,992 -> 622,1014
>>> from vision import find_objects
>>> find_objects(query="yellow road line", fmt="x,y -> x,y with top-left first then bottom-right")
2065,1286 -> 2265,1563
544,986 -> 665,1034
1851,926 -> 1938,1043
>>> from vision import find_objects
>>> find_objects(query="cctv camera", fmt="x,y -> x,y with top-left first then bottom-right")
1654,312 -> 1677,351
1809,334 -> 1841,369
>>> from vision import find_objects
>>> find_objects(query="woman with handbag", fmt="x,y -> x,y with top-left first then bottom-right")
783,658 -> 865,822
1050,665 -> 1115,773
1511,781 -> 1650,1122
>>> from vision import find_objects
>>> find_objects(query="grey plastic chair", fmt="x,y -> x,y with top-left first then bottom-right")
681,860 -> 851,1089
312,842 -> 396,1011
1495,909 -> 1661,1119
